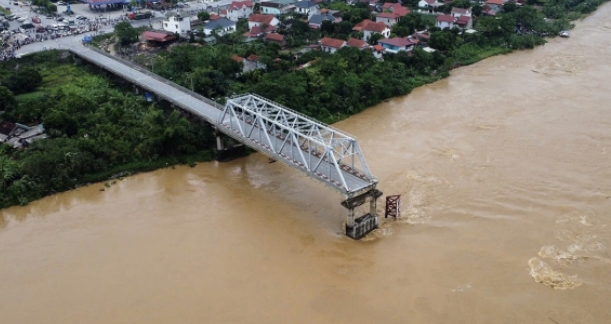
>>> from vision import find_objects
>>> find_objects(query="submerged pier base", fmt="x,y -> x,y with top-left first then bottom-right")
342,189 -> 383,240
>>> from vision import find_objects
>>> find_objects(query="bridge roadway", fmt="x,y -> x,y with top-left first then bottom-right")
67,45 -> 377,195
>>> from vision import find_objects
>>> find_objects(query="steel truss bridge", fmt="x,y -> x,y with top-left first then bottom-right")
66,45 -> 381,238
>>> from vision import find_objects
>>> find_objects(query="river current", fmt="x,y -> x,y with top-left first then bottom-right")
2,5 -> 611,324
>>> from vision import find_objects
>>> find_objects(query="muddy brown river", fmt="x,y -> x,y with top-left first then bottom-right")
2,6 -> 611,324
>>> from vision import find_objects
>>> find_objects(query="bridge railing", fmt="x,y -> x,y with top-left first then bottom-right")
80,45 -> 222,110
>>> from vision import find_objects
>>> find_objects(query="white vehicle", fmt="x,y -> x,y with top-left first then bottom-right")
17,16 -> 27,22
559,30 -> 570,38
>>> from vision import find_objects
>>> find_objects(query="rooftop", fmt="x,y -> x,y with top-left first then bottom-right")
353,19 -> 387,32
378,37 -> 414,47
142,31 -> 176,42
205,17 -> 236,29
346,37 -> 367,48
320,37 -> 346,48
266,33 -> 285,41
294,0 -> 317,8
436,14 -> 455,23
248,14 -> 276,25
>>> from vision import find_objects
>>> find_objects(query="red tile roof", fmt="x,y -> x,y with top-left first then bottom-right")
456,15 -> 470,25
248,14 -> 275,25
142,31 -> 176,42
230,54 -> 244,63
320,37 -> 346,48
210,14 -> 221,20
485,0 -> 504,5
228,0 -> 253,10
382,3 -> 410,15
246,54 -> 259,61
346,37 -> 367,48
265,33 -> 285,42
378,37 -> 414,47
353,19 -> 387,32
373,44 -> 384,52
436,14 -> 455,23
451,7 -> 469,15
376,12 -> 400,19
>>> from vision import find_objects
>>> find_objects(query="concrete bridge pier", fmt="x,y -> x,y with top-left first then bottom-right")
342,189 -> 383,240
213,128 -> 246,162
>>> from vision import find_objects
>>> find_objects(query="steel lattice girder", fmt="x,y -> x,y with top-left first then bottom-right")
217,94 -> 378,194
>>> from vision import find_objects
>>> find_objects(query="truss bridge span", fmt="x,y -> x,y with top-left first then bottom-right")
67,45 -> 382,238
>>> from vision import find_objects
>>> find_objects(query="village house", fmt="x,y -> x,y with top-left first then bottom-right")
376,3 -> 410,27
265,33 -> 287,47
141,30 -> 177,45
204,17 -> 237,36
260,0 -> 298,15
243,24 -> 277,38
230,54 -> 245,65
319,37 -> 345,53
377,37 -> 416,53
346,37 -> 368,50
451,7 -> 472,18
244,54 -> 267,72
308,13 -> 340,29
221,1 -> 254,21
436,14 -> 455,29
352,19 -> 390,43
294,0 -> 320,18
483,0 -> 504,14
455,15 -> 472,29
248,14 -> 280,29
436,13 -> 472,30
418,0 -> 442,14
162,14 -> 190,34
372,44 -> 385,59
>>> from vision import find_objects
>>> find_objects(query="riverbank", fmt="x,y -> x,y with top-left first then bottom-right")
0,51 -> 217,209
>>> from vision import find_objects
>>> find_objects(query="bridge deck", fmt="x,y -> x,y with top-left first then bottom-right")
68,46 -> 376,195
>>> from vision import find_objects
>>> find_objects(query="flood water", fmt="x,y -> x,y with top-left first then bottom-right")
2,6 -> 611,324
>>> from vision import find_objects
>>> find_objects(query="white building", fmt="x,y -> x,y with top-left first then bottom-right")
294,1 -> 319,18
203,17 -> 237,36
162,14 -> 191,34
221,0 -> 254,22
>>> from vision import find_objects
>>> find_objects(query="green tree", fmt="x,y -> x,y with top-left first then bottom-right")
46,3 -> 57,13
429,31 -> 455,51
472,4 -> 482,17
0,155 -> 20,191
503,2 -> 517,13
114,21 -> 139,45
4,68 -> 43,95
0,86 -> 17,112
197,11 -> 210,21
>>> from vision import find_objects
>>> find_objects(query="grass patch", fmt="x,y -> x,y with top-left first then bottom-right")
39,64 -> 88,90
454,45 -> 513,66
15,91 -> 47,103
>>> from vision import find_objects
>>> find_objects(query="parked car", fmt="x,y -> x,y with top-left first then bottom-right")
31,16 -> 41,23
57,1 -> 66,5
17,16 -> 27,22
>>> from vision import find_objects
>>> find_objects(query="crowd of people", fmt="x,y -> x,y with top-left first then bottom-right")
1,42 -> 17,61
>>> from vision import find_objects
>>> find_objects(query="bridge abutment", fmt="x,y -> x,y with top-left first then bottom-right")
342,189 -> 383,240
